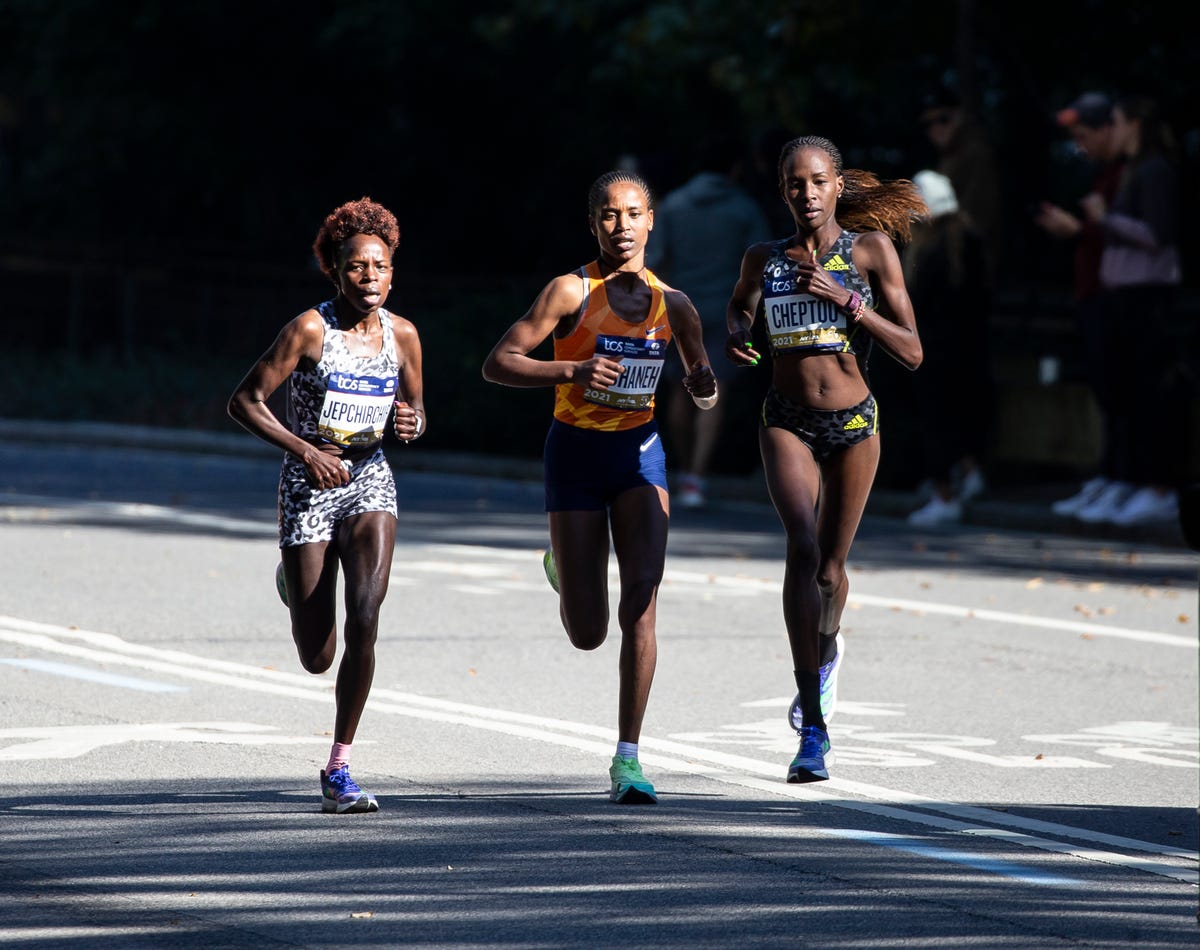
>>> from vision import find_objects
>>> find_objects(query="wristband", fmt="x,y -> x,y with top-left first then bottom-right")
840,290 -> 861,317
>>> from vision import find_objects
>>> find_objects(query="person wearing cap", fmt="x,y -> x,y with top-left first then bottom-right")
902,170 -> 994,526
1034,92 -> 1131,523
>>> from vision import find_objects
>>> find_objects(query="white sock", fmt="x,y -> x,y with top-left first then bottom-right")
616,741 -> 638,760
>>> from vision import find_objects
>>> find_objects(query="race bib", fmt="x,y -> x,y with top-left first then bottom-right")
583,335 -> 666,410
764,293 -> 848,352
317,372 -> 398,446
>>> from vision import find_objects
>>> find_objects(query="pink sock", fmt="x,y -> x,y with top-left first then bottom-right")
326,742 -> 352,773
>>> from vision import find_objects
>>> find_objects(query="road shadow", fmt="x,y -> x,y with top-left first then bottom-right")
1,778 -> 1197,948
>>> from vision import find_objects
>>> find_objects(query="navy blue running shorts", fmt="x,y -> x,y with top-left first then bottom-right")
543,418 -> 668,512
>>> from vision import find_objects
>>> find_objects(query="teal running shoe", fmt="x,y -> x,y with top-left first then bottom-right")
609,755 -> 657,804
275,562 -> 289,607
787,726 -> 831,783
542,549 -> 559,593
321,766 -> 379,814
788,632 -> 844,732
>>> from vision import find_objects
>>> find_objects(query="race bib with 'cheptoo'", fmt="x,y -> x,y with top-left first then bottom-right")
764,292 -> 848,352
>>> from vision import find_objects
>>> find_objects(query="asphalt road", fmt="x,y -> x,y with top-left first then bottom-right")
1,436 -> 1197,948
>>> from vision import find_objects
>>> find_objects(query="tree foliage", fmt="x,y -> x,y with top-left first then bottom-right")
1,0 -> 1194,278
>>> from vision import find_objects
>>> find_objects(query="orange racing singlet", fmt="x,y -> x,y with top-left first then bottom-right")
552,261 -> 672,432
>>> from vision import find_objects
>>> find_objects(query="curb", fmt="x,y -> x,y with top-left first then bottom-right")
1,419 -> 1189,549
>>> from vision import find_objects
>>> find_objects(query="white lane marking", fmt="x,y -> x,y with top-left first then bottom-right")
0,658 -> 187,692
2,616 -> 1194,887
850,592 -> 1197,649
0,722 -> 326,760
824,828 -> 1083,887
744,699 -> 905,717
0,495 -> 276,535
3,497 -> 1190,649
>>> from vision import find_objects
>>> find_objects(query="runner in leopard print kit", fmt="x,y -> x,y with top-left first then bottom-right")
724,136 -> 926,783
228,197 -> 424,814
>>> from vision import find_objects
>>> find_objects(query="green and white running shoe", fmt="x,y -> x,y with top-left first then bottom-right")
787,726 -> 831,783
542,549 -> 559,593
609,755 -> 657,804
788,632 -> 843,732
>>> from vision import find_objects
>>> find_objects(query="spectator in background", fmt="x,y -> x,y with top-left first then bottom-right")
647,132 -> 771,508
1034,92 -> 1129,522
918,85 -> 1003,286
748,125 -> 799,236
1076,94 -> 1184,526
903,170 -> 993,526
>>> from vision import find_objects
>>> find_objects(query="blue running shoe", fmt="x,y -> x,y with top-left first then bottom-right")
275,562 -> 289,607
321,766 -> 379,814
788,632 -> 844,732
609,755 -> 657,804
542,549 -> 559,593
787,726 -> 831,783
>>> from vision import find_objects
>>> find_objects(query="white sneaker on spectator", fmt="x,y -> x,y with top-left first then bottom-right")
907,495 -> 963,527
677,475 -> 706,509
1109,487 -> 1179,526
958,468 -> 986,501
1051,476 -> 1110,517
1075,481 -> 1135,523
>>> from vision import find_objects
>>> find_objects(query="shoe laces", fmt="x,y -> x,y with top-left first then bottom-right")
326,767 -> 361,795
798,726 -> 828,757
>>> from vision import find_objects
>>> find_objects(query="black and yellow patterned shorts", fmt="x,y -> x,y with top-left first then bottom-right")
761,390 -> 879,463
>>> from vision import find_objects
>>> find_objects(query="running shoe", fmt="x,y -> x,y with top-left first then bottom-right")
542,549 -> 559,593
787,632 -> 844,733
787,726 -> 831,783
275,561 -> 288,607
609,755 -> 657,804
320,766 -> 379,814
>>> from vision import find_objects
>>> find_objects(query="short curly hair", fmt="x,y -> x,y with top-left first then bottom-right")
311,197 -> 401,280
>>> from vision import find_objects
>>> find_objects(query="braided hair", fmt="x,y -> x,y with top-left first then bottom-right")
778,136 -> 926,243
586,169 -> 655,218
312,197 -> 401,280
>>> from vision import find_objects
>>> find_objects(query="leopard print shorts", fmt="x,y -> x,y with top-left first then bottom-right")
277,447 -> 397,547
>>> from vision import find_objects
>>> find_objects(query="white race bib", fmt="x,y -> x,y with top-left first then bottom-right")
583,334 -> 666,410
765,293 -> 848,351
317,372 -> 398,446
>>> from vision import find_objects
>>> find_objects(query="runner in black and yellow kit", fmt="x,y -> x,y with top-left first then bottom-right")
725,136 -> 925,783
482,170 -> 716,804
